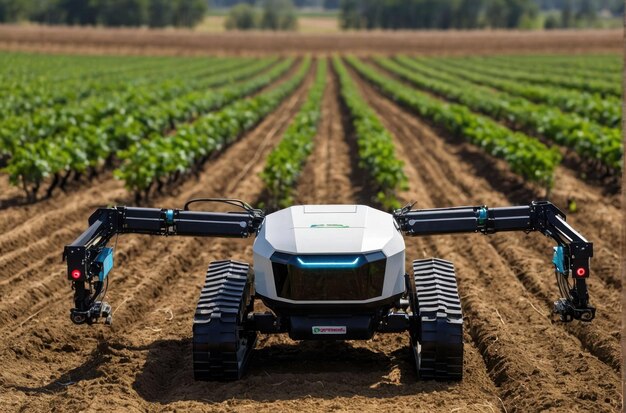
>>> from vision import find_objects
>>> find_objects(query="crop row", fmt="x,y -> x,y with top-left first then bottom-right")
115,57 -> 312,199
433,56 -> 621,97
412,56 -> 621,128
333,57 -> 407,210
0,57 -> 247,123
261,59 -> 327,210
4,58 -> 290,200
0,57 -> 272,158
0,55 -> 176,89
0,52 -> 169,83
481,55 -> 622,79
385,57 -> 621,173
0,53 -> 226,93
347,57 -> 561,189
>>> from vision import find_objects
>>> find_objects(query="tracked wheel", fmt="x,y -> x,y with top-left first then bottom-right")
192,260 -> 257,381
409,258 -> 463,381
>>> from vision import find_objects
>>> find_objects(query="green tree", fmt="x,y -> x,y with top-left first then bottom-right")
610,0 -> 624,15
544,13 -> 560,29
457,0 -> 483,28
504,0 -> 536,28
172,0 -> 207,27
148,0 -> 173,27
561,0 -> 573,27
61,0 -> 100,24
260,0 -> 297,30
486,0 -> 508,27
100,0 -> 148,26
576,0 -> 597,24
225,3 -> 258,30
339,0 -> 361,28
0,0 -> 29,22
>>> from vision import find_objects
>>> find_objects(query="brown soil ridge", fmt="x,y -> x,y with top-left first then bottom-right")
0,25 -> 620,56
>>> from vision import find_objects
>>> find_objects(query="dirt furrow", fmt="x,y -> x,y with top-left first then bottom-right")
351,70 -> 621,412
296,70 -> 360,205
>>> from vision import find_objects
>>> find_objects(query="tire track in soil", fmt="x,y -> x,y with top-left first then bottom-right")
1,64 -> 315,413
351,68 -> 621,412
0,59 -> 304,330
359,58 -> 622,370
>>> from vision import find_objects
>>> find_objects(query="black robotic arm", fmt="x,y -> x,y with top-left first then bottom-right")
64,198 -> 594,326
393,201 -> 595,322
63,199 -> 264,325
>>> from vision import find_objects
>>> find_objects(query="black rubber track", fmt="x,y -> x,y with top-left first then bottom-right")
192,260 -> 257,381
412,258 -> 463,381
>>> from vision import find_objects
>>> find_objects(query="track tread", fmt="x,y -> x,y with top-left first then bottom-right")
413,258 -> 463,381
192,260 -> 257,381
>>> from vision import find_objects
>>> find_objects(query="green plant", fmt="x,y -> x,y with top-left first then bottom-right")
115,57 -> 312,199
386,56 -> 621,173
333,56 -> 408,210
347,56 -> 561,190
261,58 -> 327,209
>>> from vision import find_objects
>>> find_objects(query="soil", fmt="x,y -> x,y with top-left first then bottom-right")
0,59 -> 621,412
0,25 -> 620,56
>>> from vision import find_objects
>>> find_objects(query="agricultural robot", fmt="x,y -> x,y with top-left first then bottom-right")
64,199 -> 595,381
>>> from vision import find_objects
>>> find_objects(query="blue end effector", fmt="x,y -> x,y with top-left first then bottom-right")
95,247 -> 114,281
552,246 -> 565,274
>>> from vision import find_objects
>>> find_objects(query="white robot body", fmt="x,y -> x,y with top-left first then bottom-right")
253,205 -> 406,306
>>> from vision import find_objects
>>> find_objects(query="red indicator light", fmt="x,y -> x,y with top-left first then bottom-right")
575,268 -> 586,277
71,269 -> 82,280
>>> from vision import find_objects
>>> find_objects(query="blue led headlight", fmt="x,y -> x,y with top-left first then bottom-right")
296,256 -> 362,268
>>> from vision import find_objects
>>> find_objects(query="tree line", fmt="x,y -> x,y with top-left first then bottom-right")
225,0 -> 297,30
0,0 -> 208,28
339,0 -> 620,30
544,0 -> 623,29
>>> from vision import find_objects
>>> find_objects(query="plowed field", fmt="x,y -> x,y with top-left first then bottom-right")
0,25 -> 620,55
0,51 -> 621,413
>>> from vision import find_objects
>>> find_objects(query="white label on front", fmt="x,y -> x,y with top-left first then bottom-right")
312,326 -> 347,334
